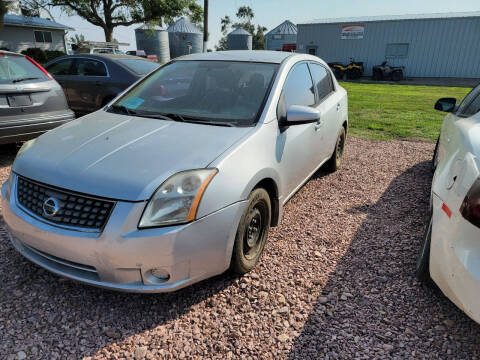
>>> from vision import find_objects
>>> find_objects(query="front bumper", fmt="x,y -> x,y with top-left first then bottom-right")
1,175 -> 246,293
430,193 -> 480,323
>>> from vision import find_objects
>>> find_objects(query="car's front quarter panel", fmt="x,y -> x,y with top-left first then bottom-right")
197,120 -> 283,220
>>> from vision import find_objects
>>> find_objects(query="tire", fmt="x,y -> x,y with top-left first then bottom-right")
231,188 -> 271,274
392,71 -> 403,81
325,127 -> 346,172
372,70 -> 382,81
432,137 -> 440,173
416,214 -> 433,283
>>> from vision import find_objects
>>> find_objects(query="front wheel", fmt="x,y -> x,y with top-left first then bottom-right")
231,188 -> 271,274
416,214 -> 433,282
432,137 -> 439,173
325,127 -> 346,172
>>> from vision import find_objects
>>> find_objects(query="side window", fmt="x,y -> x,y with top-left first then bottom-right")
283,63 -> 315,108
75,59 -> 107,76
457,85 -> 480,117
45,59 -> 74,75
309,63 -> 334,102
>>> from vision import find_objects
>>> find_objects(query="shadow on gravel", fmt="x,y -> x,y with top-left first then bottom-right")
288,161 -> 480,358
0,144 -> 18,168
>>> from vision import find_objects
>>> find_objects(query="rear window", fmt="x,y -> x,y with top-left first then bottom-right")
116,59 -> 160,75
0,55 -> 48,84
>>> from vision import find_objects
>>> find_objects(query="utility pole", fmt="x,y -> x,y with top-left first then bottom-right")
203,0 -> 208,52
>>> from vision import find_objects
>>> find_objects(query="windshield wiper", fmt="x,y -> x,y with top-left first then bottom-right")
134,112 -> 234,127
11,77 -> 40,83
108,104 -> 137,115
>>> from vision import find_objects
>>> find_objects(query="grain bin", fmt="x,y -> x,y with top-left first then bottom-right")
135,24 -> 170,63
227,27 -> 252,50
167,17 -> 202,58
265,20 -> 297,51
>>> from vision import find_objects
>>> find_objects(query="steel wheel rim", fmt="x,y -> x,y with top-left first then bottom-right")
243,204 -> 265,260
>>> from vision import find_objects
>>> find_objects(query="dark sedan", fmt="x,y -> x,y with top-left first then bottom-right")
45,54 -> 160,116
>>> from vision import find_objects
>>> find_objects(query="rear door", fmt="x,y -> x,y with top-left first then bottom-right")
309,62 -> 344,161
69,57 -> 109,113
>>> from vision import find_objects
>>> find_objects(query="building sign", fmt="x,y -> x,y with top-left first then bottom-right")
341,25 -> 365,40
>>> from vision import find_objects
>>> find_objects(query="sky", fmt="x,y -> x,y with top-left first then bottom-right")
50,0 -> 480,51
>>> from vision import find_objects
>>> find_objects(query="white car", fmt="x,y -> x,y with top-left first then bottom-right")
417,83 -> 480,323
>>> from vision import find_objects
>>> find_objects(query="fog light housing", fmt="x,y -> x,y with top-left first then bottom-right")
149,268 -> 170,282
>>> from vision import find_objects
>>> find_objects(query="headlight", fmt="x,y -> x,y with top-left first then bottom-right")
139,169 -> 218,228
16,139 -> 36,159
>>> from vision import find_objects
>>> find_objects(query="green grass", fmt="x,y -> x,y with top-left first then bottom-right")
340,82 -> 471,141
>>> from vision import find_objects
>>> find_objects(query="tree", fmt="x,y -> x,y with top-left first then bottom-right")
252,25 -> 267,50
236,6 -> 253,23
69,33 -> 85,44
35,0 -> 203,42
215,6 -> 267,51
20,0 -> 55,20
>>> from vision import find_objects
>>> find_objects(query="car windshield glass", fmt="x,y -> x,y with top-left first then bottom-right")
111,60 -> 278,126
116,58 -> 160,75
0,55 -> 48,84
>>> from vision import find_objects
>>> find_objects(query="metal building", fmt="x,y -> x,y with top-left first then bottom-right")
135,25 -> 170,63
297,12 -> 480,78
167,17 -> 203,59
227,28 -> 252,50
265,20 -> 297,51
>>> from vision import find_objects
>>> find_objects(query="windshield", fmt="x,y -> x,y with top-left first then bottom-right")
0,55 -> 48,84
116,58 -> 160,75
111,60 -> 278,126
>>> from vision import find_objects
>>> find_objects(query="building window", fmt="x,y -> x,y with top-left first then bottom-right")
386,43 -> 409,58
273,34 -> 282,40
34,31 -> 53,43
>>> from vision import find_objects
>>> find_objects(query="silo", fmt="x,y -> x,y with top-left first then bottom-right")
265,20 -> 298,51
135,24 -> 170,63
167,17 -> 203,58
227,28 -> 252,50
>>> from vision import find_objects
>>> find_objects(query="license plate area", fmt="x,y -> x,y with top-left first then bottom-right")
7,94 -> 32,107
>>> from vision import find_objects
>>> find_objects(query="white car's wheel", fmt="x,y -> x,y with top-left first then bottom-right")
416,214 -> 432,282
432,137 -> 439,172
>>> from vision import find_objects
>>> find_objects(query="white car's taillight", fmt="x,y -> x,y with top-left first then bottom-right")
460,178 -> 480,227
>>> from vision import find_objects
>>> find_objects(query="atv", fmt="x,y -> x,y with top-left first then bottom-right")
372,61 -> 405,81
328,59 -> 364,80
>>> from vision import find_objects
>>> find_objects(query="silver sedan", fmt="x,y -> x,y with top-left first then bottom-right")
1,51 -> 348,292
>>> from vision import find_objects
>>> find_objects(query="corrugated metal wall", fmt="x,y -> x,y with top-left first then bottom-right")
227,34 -> 252,50
265,34 -> 297,51
297,17 -> 480,78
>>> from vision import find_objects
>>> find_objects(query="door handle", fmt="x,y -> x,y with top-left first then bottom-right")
314,119 -> 323,131
336,103 -> 341,111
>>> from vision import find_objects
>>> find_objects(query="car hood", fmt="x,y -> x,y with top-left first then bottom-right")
13,111 -> 253,201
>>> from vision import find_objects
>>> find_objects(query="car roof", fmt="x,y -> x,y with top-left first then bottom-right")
178,50 -> 296,64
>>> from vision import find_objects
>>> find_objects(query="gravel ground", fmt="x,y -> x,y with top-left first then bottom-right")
1,137 -> 480,359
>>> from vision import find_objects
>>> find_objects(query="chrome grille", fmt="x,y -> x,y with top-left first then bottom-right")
16,176 -> 115,231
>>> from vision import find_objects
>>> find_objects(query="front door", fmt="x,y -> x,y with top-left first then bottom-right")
276,62 -> 320,198
45,58 -> 75,103
69,58 -> 109,113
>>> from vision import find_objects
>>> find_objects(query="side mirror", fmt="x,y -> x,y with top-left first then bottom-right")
435,98 -> 457,112
283,105 -> 320,125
